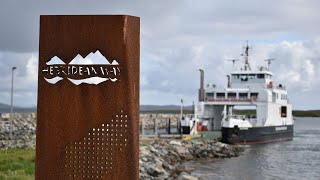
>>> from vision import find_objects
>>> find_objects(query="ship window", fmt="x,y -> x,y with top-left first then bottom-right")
282,94 -> 287,100
239,93 -> 248,98
257,74 -> 265,79
250,93 -> 258,98
281,106 -> 287,117
206,92 -> 214,97
248,74 -> 256,79
281,94 -> 286,100
232,74 -> 240,79
216,93 -> 225,98
272,92 -> 276,102
227,93 -> 236,98
240,74 -> 248,81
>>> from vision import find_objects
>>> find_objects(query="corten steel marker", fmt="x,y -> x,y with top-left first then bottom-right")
36,15 -> 140,180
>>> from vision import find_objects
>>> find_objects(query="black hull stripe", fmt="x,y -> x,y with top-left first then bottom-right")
231,137 -> 293,145
221,125 -> 293,144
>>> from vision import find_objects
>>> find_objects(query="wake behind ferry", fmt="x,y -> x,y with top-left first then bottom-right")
183,44 -> 293,144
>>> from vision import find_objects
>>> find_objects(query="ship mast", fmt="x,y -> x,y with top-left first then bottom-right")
241,42 -> 251,71
228,59 -> 239,70
264,58 -> 275,70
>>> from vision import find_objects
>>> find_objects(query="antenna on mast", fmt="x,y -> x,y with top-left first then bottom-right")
228,59 -> 239,69
264,58 -> 275,70
241,41 -> 252,71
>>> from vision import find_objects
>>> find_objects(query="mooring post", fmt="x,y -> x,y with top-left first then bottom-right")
168,118 -> 171,134
177,117 -> 181,134
154,117 -> 157,135
141,118 -> 145,136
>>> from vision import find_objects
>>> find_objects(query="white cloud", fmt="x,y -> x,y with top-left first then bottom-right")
26,55 -> 38,82
1,0 -> 320,109
0,52 -> 38,107
140,38 -> 320,109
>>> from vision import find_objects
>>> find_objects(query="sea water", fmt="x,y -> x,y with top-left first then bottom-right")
186,117 -> 320,180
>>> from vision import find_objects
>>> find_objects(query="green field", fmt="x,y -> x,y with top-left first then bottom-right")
0,149 -> 35,180
292,110 -> 320,117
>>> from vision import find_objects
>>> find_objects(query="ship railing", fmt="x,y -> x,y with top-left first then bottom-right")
228,115 -> 246,119
228,115 -> 257,119
267,84 -> 286,90
207,97 -> 257,102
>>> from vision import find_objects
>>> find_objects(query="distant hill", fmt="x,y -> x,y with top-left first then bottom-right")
232,109 -> 320,117
140,105 -> 193,114
0,103 -> 192,114
1,102 -> 319,117
0,103 -> 36,113
140,105 -> 192,111
293,110 -> 320,117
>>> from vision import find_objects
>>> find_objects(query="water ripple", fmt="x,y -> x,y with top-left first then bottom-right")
188,117 -> 320,180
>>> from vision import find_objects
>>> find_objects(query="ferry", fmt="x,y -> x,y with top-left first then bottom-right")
185,44 -> 294,144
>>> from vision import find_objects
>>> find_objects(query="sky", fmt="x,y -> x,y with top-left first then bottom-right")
0,0 -> 320,110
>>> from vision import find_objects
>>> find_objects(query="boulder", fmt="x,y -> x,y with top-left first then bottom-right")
177,172 -> 199,180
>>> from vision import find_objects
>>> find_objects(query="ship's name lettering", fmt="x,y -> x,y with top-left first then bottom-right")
275,126 -> 287,131
42,65 -> 120,78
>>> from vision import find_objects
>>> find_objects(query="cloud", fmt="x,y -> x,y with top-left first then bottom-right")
0,52 -> 38,107
267,40 -> 320,91
1,0 -> 320,109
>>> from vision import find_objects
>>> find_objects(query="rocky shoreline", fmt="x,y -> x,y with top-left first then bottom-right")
0,113 -> 245,179
0,113 -> 36,149
140,139 -> 244,180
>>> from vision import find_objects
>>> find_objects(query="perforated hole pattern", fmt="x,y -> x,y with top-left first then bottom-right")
64,110 -> 129,179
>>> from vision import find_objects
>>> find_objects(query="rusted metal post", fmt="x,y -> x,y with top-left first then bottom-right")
36,15 -> 140,180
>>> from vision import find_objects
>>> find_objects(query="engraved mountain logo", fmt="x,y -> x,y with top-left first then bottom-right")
42,50 -> 120,85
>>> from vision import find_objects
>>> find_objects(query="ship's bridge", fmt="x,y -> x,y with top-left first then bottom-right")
230,69 -> 273,89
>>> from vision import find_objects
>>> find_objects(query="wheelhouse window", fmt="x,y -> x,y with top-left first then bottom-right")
232,74 -> 240,79
239,93 -> 248,99
216,93 -> 225,98
248,74 -> 256,79
250,93 -> 258,98
240,74 -> 248,81
206,92 -> 214,97
257,74 -> 265,79
227,93 -> 236,98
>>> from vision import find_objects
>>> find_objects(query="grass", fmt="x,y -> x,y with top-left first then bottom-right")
0,149 -> 35,180
292,110 -> 320,117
